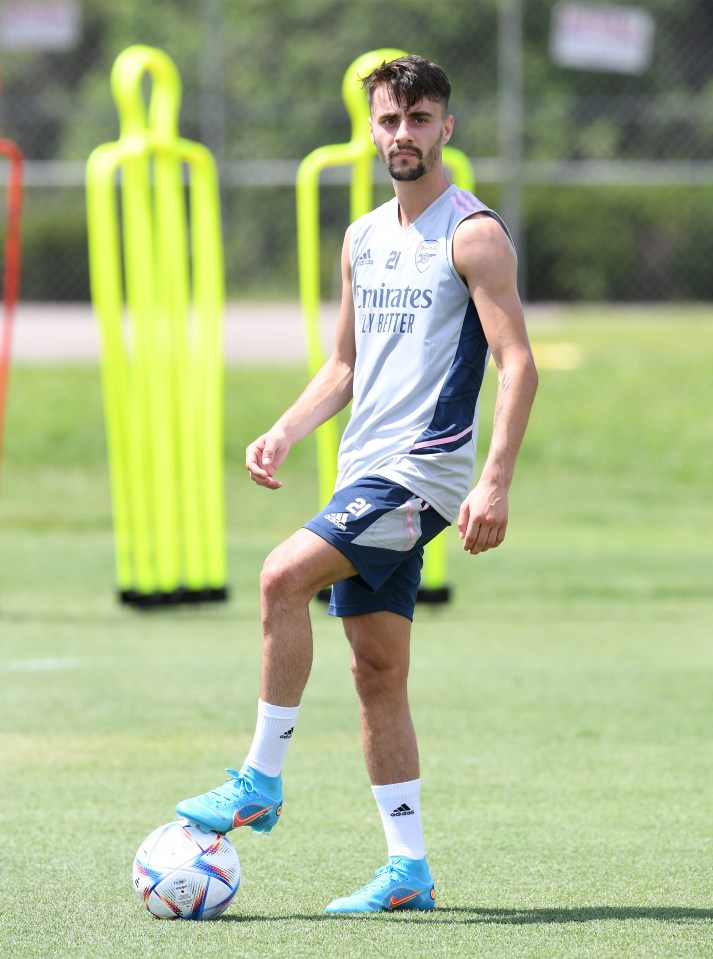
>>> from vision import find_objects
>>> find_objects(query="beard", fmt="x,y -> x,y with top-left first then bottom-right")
389,157 -> 427,181
381,134 -> 443,182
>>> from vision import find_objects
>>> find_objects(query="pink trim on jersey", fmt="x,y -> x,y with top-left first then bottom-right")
402,500 -> 416,551
411,424 -> 474,451
450,190 -> 487,216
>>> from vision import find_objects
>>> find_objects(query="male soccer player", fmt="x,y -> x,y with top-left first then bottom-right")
177,55 -> 538,913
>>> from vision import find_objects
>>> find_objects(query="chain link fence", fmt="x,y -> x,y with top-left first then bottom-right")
0,0 -> 711,302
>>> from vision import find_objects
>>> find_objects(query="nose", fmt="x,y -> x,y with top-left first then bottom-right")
394,119 -> 413,145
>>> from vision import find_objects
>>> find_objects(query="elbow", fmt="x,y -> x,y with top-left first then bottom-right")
529,357 -> 539,396
504,351 -> 539,397
518,349 -> 539,397
339,363 -> 354,400
334,358 -> 354,406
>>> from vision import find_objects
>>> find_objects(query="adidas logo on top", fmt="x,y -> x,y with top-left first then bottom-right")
279,727 -> 294,740
390,803 -> 414,817
324,512 -> 349,531
354,248 -> 374,269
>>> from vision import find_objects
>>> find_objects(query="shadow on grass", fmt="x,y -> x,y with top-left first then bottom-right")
221,906 -> 713,925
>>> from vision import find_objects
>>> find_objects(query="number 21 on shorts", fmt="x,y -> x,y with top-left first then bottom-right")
346,497 -> 372,518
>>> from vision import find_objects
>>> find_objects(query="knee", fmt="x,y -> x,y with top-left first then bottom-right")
260,545 -> 303,605
350,648 -> 407,703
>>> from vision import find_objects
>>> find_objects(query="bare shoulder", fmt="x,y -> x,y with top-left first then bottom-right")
341,224 -> 354,275
456,211 -> 511,243
342,222 -> 354,254
453,212 -> 517,288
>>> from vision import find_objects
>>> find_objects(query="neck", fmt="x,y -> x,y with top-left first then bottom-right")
393,166 -> 451,228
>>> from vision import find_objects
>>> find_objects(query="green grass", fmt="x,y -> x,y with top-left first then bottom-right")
0,308 -> 712,958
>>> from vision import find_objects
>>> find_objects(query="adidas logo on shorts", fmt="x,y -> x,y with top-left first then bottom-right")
324,512 -> 349,531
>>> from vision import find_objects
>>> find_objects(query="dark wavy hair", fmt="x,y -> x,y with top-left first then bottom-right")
361,55 -> 451,112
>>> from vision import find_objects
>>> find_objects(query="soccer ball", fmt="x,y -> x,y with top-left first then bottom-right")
132,820 -> 240,920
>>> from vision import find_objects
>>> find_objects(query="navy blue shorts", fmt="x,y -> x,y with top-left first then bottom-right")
303,475 -> 450,621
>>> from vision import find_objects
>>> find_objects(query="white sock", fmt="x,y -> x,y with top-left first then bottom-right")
371,779 -> 426,860
244,699 -> 300,778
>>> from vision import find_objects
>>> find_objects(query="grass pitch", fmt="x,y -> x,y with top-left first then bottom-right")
0,307 -> 712,958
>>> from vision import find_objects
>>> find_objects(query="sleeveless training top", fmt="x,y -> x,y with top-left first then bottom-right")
335,184 -> 511,524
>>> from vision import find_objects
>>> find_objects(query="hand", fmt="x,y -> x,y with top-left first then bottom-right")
245,429 -> 291,490
457,481 -> 509,554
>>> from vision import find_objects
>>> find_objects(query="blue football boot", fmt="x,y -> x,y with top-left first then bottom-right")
325,856 -> 435,913
176,765 -> 282,835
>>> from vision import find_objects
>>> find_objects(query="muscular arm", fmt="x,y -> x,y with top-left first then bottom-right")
246,228 -> 357,489
453,214 -> 538,553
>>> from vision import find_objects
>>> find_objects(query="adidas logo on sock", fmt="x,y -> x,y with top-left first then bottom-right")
279,727 -> 294,739
390,803 -> 414,817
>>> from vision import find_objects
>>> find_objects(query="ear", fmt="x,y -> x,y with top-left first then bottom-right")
369,116 -> 375,145
442,114 -> 454,145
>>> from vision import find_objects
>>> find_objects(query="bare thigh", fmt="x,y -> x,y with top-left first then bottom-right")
262,527 -> 358,601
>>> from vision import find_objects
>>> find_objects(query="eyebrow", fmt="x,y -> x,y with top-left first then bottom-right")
377,107 -> 435,122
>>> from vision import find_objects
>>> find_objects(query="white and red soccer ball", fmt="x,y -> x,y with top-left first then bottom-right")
132,820 -> 240,920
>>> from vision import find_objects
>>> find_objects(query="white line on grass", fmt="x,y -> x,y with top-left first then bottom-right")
4,657 -> 87,672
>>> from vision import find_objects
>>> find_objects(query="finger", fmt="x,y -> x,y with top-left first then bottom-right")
246,438 -> 276,474
245,441 -> 265,472
477,522 -> 507,553
258,439 -> 287,477
249,469 -> 282,490
246,458 -> 270,481
246,449 -> 281,489
457,504 -> 469,539
465,520 -> 494,554
485,525 -> 500,548
463,522 -> 482,553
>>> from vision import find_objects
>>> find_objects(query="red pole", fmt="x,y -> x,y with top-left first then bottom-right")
0,139 -> 23,475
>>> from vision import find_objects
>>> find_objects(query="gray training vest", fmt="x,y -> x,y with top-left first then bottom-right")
336,183 -> 511,523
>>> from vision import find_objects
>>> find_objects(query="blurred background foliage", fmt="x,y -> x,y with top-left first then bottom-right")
0,0 -> 711,301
